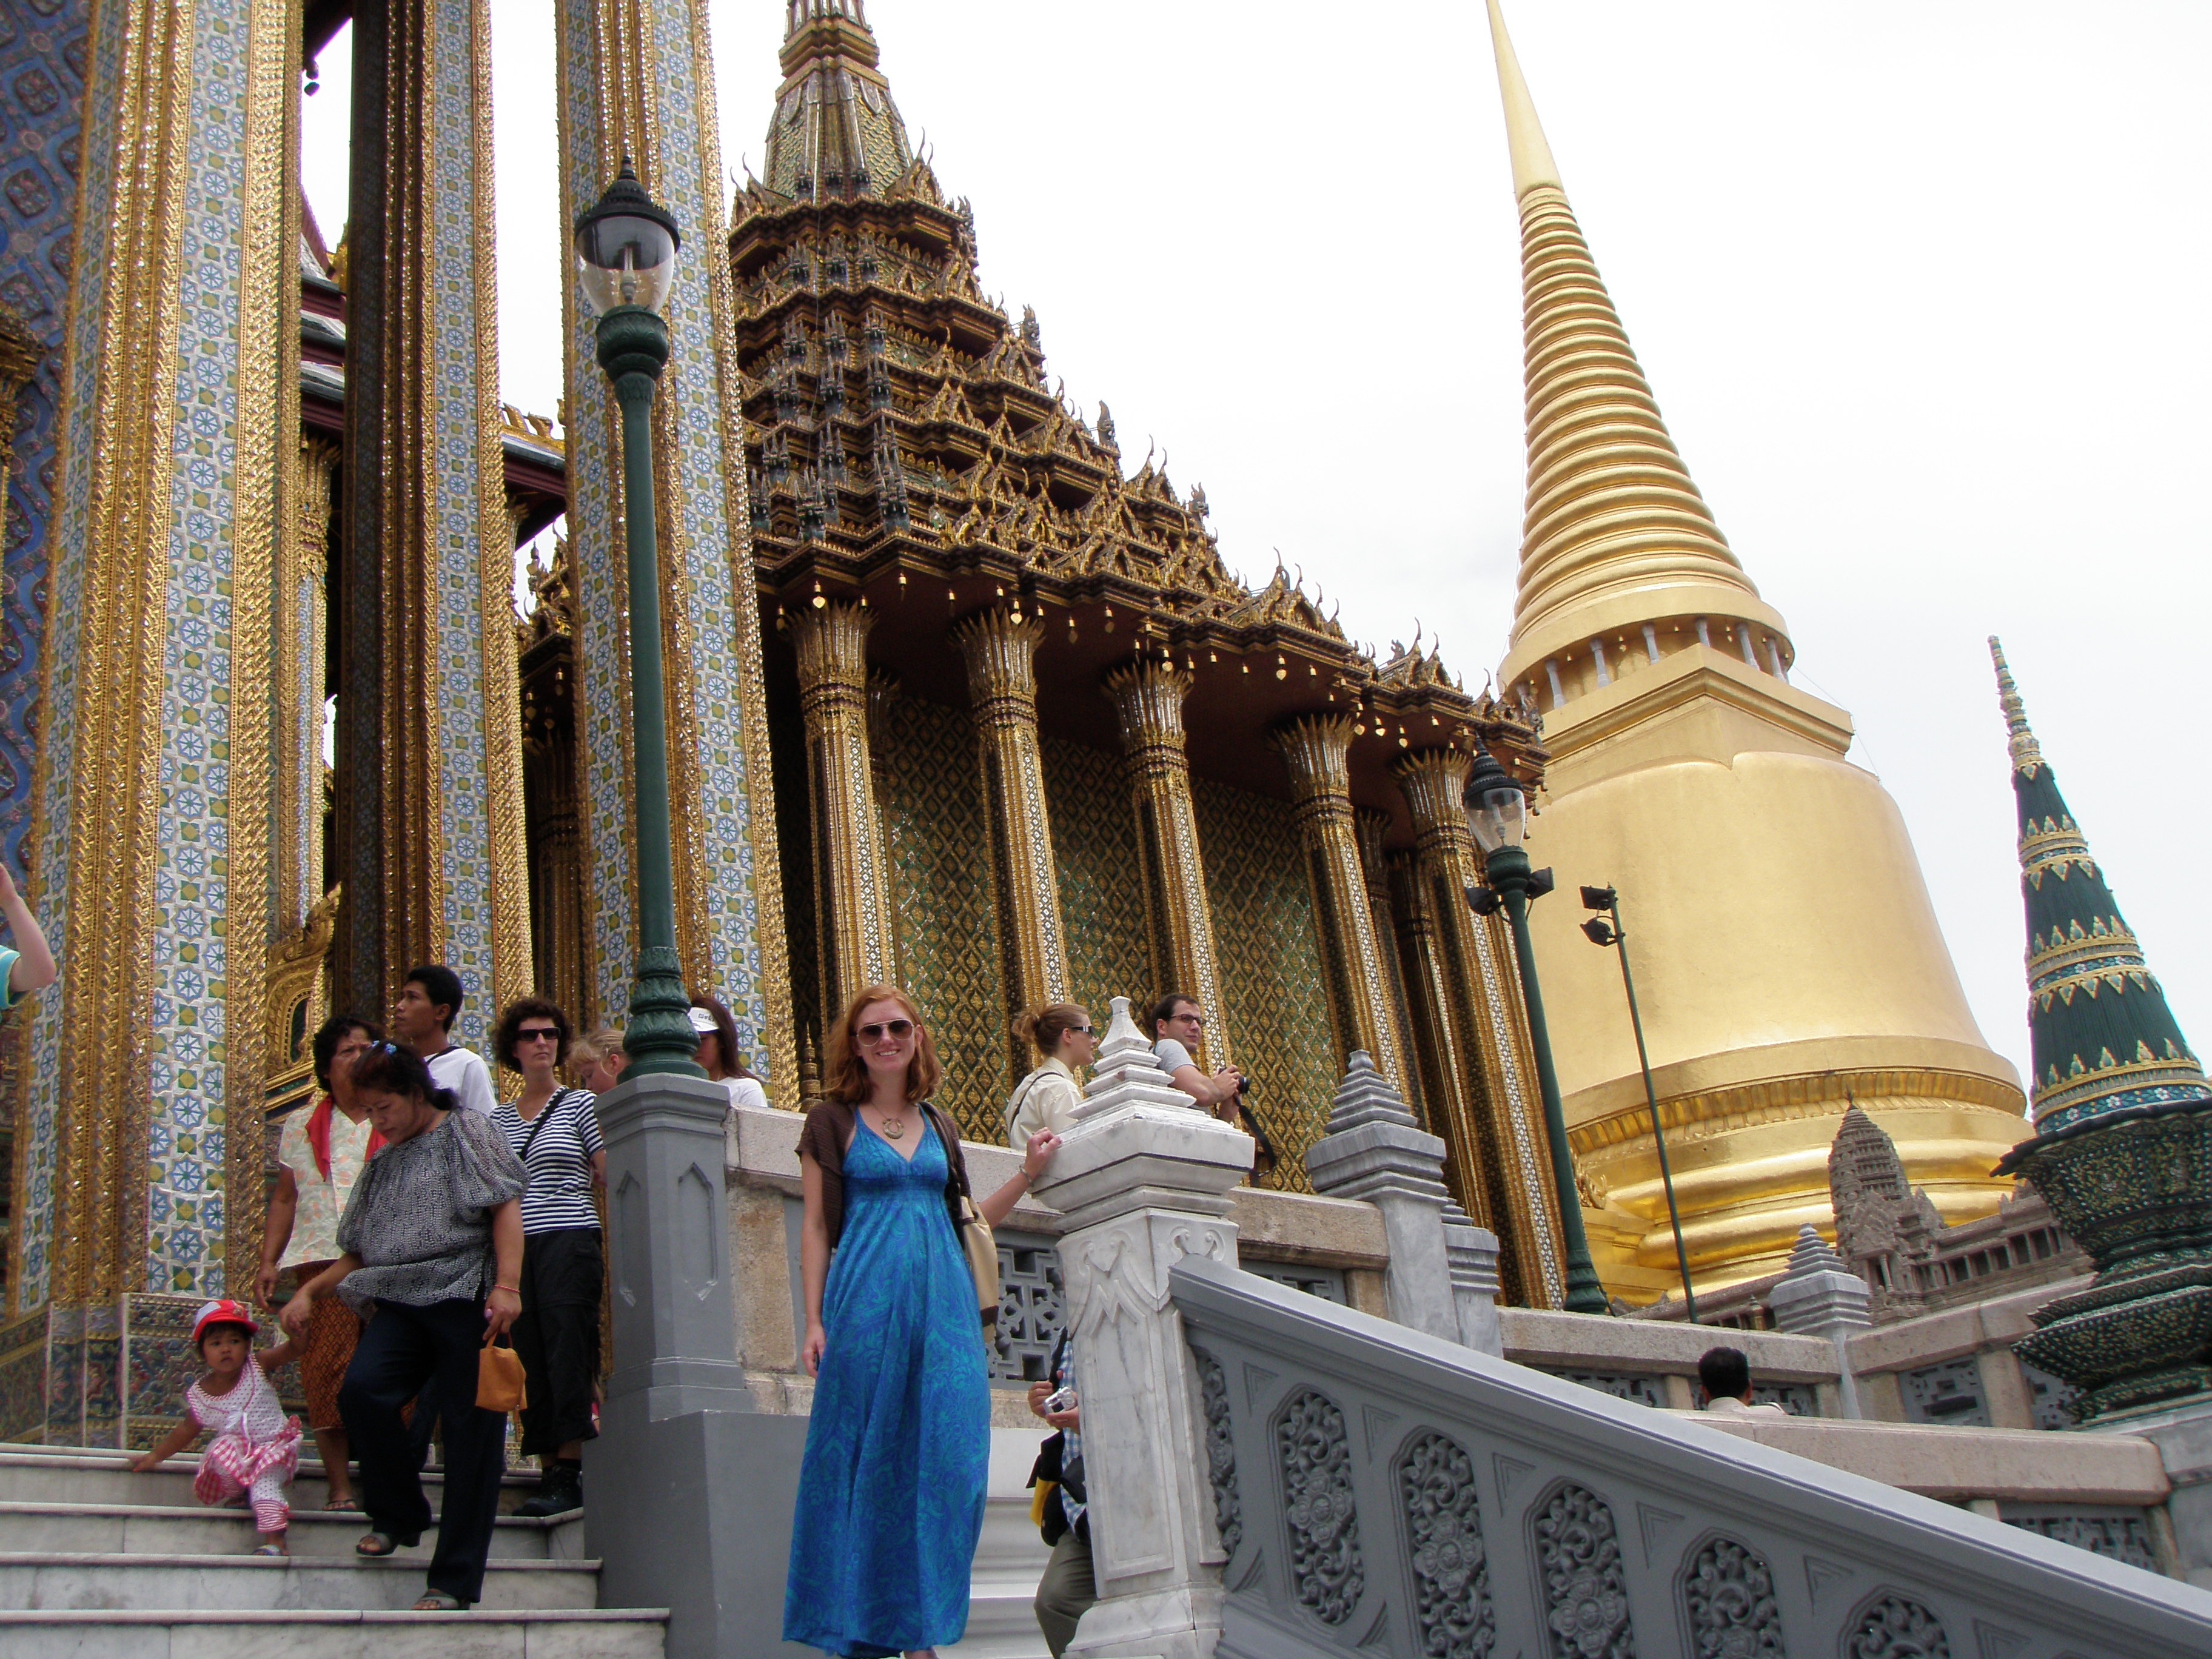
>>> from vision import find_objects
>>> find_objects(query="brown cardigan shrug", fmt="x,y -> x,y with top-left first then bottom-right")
795,1098 -> 975,1248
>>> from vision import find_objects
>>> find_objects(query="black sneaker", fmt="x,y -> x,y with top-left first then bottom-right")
515,1463 -> 581,1518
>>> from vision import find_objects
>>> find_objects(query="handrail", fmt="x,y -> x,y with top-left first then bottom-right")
1168,1256 -> 2212,1659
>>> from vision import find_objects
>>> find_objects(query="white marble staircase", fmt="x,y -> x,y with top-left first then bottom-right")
0,1442 -> 668,1657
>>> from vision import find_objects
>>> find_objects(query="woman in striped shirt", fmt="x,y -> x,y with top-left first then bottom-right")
489,996 -> 605,1518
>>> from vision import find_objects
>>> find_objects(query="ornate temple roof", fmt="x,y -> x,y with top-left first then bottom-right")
1992,637 -> 2211,1134
729,2 -> 1544,819
1486,0 -> 1791,697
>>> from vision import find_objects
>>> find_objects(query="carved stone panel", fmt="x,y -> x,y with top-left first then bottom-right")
1533,1483 -> 1637,1659
1845,1594 -> 1951,1659
1398,1429 -> 1495,1659
1275,1385 -> 1366,1626
1191,1342 -> 1242,1559
1681,1535 -> 1785,1658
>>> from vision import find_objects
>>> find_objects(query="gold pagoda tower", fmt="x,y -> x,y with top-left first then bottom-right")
1483,2 -> 2027,1293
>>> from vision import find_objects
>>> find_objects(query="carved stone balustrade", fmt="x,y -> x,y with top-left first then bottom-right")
1441,1198 -> 1504,1356
1171,1258 -> 2212,1659
1305,1051 -> 1459,1344
1031,996 -> 1254,1659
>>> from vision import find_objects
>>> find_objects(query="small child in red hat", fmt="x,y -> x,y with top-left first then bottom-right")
132,1298 -> 303,1554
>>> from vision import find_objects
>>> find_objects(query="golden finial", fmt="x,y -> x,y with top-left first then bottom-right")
1484,1 -> 1561,198
1988,636 -> 2043,775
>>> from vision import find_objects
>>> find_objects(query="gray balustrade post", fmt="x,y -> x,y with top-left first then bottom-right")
1305,1051 -> 1461,1343
1032,996 -> 1255,1659
1768,1223 -> 1872,1418
1441,1199 -> 1506,1356
584,1073 -> 810,1658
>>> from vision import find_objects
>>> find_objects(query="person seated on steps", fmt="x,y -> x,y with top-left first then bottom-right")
132,1299 -> 303,1555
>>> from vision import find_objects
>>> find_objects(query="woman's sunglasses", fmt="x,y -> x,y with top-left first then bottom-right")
517,1027 -> 562,1044
857,1019 -> 914,1041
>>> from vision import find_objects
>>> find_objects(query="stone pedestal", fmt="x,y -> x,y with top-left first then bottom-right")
2088,1395 -> 2212,1590
1768,1224 -> 1872,1419
1442,1201 -> 1505,1356
1033,998 -> 1254,1659
1305,1051 -> 1458,1343
585,1071 -> 813,1659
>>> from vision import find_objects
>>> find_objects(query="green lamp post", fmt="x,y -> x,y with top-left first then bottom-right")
1462,747 -> 1609,1314
574,159 -> 702,1080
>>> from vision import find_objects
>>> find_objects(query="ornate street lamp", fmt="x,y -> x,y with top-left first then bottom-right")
1462,748 -> 1609,1313
1581,885 -> 1698,1324
574,159 -> 700,1079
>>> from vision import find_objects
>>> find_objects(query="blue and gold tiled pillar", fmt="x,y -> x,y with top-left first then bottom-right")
7,0 -> 298,1423
554,0 -> 794,1096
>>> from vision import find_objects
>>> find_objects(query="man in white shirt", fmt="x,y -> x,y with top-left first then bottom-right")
1697,1345 -> 1789,1418
1148,993 -> 1242,1122
393,963 -> 497,1117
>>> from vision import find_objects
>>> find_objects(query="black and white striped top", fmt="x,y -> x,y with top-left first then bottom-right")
491,1088 -> 605,1236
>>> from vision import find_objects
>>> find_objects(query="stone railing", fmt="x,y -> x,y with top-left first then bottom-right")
1168,1256 -> 2212,1659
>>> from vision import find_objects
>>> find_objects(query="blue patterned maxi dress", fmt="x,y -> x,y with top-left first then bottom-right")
785,1116 -> 990,1657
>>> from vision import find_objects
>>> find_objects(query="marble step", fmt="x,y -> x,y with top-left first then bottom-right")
0,1606 -> 667,1658
944,1582 -> 1053,1659
0,1500 -> 583,1560
0,1445 -> 543,1513
0,1551 -> 600,1612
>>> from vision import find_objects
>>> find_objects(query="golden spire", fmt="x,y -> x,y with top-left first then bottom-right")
1988,636 -> 2044,776
1488,1 -> 1790,699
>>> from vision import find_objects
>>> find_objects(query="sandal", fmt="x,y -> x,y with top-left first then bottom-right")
355,1529 -> 421,1557
252,1543 -> 287,1557
324,1496 -> 362,1512
411,1590 -> 466,1612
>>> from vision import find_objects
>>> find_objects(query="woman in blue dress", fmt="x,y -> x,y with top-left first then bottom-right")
786,984 -> 1062,1659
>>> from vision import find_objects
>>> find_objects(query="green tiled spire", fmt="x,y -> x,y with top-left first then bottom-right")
1994,638 -> 2212,1133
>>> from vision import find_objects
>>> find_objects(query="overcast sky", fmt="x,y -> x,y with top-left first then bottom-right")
301,2 -> 2212,1096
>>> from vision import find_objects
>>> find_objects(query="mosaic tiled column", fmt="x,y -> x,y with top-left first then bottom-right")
1392,748 -> 1564,1309
278,438 -> 336,933
555,0 -> 794,1096
791,601 -> 894,1017
11,0 -> 297,1342
1101,660 -> 1229,1071
954,608 -> 1068,1086
523,668 -> 591,1028
1355,807 -> 1424,1126
1273,715 -> 1406,1095
332,0 -> 530,1052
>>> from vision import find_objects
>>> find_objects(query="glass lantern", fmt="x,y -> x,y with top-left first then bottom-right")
1461,747 -> 1527,854
574,158 -> 683,317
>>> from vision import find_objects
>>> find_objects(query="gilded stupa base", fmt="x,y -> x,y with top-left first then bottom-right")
1569,1052 -> 2028,1298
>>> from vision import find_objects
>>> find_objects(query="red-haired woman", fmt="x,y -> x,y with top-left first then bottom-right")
783,985 -> 1059,1659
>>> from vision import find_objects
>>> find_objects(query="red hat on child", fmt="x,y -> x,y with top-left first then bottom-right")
191,1298 -> 259,1344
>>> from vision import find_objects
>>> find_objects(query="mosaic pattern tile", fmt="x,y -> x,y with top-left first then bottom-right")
423,0 -> 512,1057
0,0 -> 89,873
1190,776 -> 1338,1191
879,692 -> 1005,1141
0,1307 -> 46,1440
1039,736 -> 1151,1021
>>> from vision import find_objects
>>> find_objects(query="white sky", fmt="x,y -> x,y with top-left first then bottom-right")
300,2 -> 2212,1096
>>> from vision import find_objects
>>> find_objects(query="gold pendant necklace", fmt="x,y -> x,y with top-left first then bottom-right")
880,1111 -> 908,1140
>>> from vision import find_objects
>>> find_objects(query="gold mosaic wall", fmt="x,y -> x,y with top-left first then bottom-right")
1039,736 -> 1151,1024
879,691 -> 1007,1141
1190,776 -> 1339,1191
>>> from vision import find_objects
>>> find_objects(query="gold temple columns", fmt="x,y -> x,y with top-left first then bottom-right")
955,609 -> 1070,1084
1102,662 -> 1229,1070
15,0 -> 295,1314
792,601 -> 896,1017
1392,748 -> 1564,1309
1355,806 -> 1424,1124
278,438 -> 337,933
1273,716 -> 1403,1091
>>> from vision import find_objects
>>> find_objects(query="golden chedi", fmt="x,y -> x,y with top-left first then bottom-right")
1484,2 -> 2026,1295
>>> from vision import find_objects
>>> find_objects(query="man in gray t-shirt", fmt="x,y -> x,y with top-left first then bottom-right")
1149,993 -> 1242,1121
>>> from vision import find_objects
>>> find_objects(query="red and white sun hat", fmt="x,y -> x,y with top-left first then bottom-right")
191,1298 -> 259,1345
